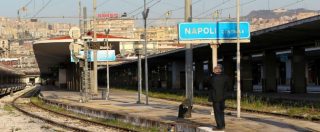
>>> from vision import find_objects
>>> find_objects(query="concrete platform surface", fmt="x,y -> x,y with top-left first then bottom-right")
40,86 -> 320,132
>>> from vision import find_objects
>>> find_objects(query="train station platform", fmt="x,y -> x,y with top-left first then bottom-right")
39,86 -> 320,132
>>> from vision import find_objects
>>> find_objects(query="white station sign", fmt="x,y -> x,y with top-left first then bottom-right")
69,27 -> 81,39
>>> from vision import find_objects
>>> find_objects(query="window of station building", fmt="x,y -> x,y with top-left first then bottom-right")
252,63 -> 262,85
307,60 -> 320,86
277,61 -> 287,85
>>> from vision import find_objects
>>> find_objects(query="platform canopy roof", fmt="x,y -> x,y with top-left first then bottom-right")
248,15 -> 320,52
112,15 -> 320,67
33,32 -> 140,74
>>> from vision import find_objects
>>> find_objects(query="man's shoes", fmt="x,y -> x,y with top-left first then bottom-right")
217,127 -> 225,130
212,127 -> 225,131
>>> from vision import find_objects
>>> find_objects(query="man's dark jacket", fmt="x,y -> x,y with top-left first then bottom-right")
208,74 -> 230,102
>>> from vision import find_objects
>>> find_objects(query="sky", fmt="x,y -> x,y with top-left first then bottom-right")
0,0 -> 319,26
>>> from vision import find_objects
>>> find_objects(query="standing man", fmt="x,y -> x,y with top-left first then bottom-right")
209,64 -> 230,130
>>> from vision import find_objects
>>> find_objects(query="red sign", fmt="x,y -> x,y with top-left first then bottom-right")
97,13 -> 119,19
0,60 -> 18,67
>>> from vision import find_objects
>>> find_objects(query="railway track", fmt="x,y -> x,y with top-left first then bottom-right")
12,87 -> 136,132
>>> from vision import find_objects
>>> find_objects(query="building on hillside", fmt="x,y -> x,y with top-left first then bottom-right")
9,41 -> 40,75
0,39 -> 9,58
0,17 -> 75,40
48,23 -> 73,37
133,26 -> 183,53
90,12 -> 135,38
250,12 -> 319,31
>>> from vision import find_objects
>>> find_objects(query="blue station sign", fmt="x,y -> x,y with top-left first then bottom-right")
178,22 -> 250,41
71,50 -> 116,62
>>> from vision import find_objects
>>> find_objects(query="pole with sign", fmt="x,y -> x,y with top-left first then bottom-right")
105,28 -> 110,100
69,27 -> 90,103
178,20 -> 250,118
184,0 -> 193,118
178,22 -> 250,72
178,21 -> 250,70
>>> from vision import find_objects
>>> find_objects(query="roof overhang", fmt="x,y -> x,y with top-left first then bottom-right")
247,15 -> 320,53
33,36 -> 141,74
112,15 -> 320,67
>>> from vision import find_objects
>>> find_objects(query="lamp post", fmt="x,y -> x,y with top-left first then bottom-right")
103,28 -> 110,100
142,0 -> 150,105
134,41 -> 143,104
236,0 -> 241,118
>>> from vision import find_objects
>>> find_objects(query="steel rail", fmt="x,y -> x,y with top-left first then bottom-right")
12,87 -> 137,132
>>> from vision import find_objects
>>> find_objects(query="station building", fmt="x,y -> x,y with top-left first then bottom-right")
109,15 -> 320,94
33,15 -> 320,94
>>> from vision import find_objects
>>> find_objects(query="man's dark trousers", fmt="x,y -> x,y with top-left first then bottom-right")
213,100 -> 225,129
209,73 -> 229,129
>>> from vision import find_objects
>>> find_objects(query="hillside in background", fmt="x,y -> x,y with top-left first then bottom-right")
246,8 -> 317,20
243,8 -> 319,31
